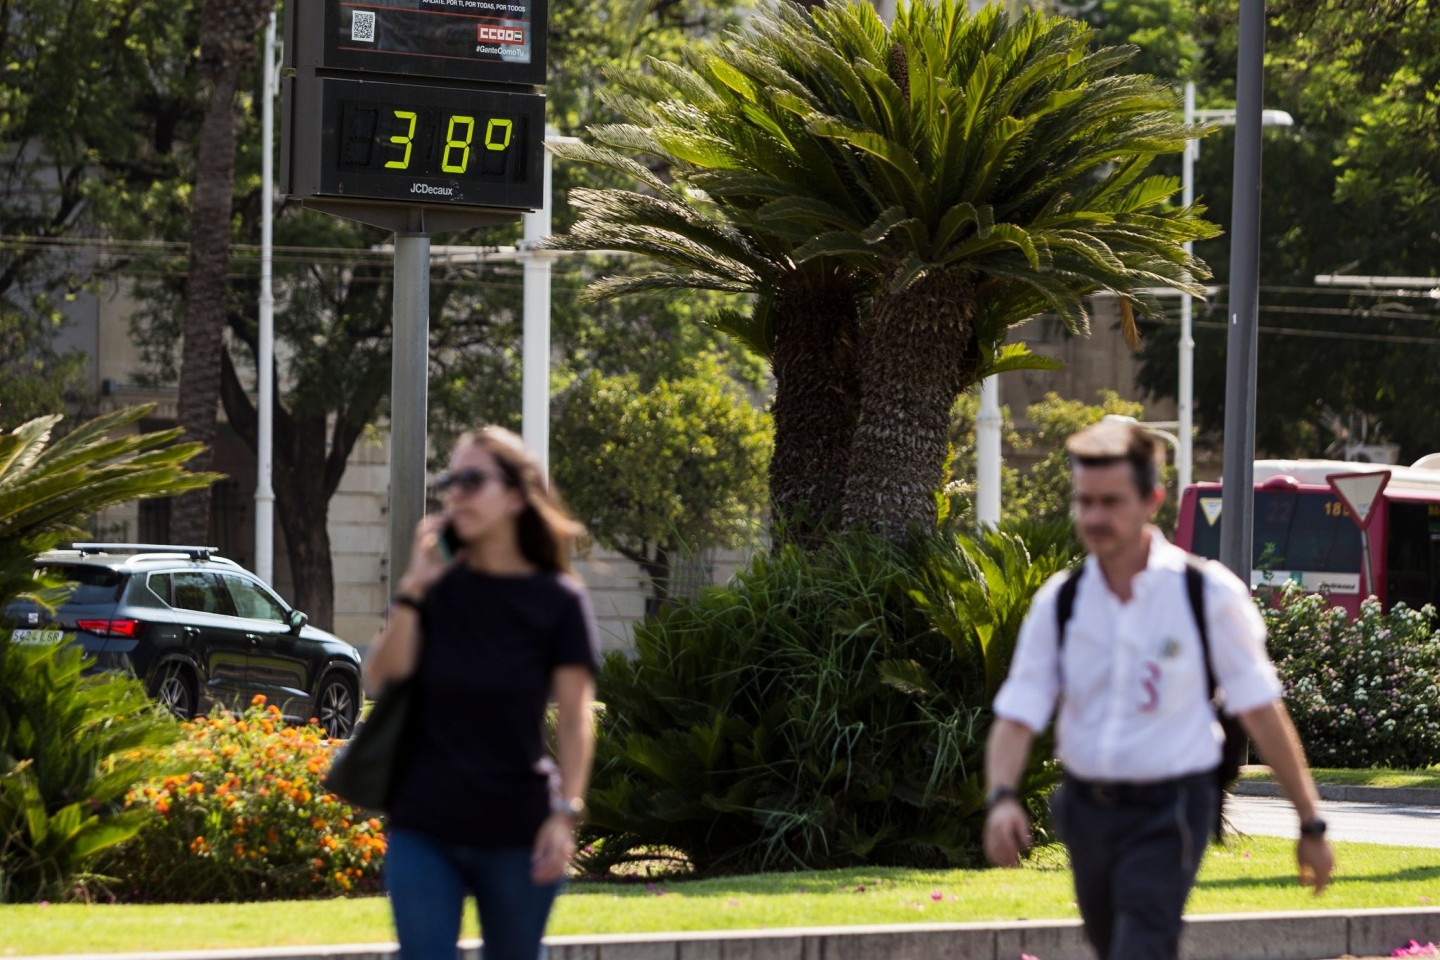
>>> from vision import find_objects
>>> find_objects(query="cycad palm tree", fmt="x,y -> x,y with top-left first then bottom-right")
552,41 -> 870,544
554,0 -> 1217,542
0,405 -> 216,603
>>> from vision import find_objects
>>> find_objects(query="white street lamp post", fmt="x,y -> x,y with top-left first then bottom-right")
1178,81 -> 1292,495
256,13 -> 279,584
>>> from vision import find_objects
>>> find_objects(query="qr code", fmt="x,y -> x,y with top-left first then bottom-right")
352,11 -> 376,42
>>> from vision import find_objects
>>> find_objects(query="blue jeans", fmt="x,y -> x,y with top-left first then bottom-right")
384,828 -> 561,960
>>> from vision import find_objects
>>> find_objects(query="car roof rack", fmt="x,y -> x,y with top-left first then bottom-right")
71,543 -> 219,561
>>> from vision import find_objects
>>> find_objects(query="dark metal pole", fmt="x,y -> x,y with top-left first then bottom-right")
1220,0 -> 1266,581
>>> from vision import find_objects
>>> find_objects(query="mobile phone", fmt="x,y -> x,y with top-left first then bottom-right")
439,523 -> 463,562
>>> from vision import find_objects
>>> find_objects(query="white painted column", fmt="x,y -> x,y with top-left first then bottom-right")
521,129 -> 556,479
1179,80 -> 1196,494
976,377 -> 1002,529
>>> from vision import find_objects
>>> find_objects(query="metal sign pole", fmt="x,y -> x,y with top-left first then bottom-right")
1219,0 -> 1267,582
390,221 -> 430,587
1360,530 -> 1373,598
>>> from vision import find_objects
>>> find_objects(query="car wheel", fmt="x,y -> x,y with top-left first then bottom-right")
315,671 -> 359,739
148,661 -> 196,719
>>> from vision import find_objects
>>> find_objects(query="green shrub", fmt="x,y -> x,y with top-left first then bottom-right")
0,406 -> 214,902
582,529 -> 1072,876
1265,589 -> 1440,768
102,697 -> 385,901
0,639 -> 180,902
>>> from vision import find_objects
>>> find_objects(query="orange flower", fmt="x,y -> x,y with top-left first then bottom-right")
252,694 -> 267,706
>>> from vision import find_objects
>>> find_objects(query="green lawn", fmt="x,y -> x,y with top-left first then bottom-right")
1243,766 -> 1440,789
5,837 -> 1440,956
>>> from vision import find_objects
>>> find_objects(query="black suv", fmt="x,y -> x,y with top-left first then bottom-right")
4,543 -> 362,739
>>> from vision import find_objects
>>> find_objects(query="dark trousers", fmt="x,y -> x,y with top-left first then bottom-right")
1051,771 -> 1218,960
385,828 -> 561,960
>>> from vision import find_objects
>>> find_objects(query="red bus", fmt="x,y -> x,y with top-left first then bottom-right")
1175,456 -> 1440,617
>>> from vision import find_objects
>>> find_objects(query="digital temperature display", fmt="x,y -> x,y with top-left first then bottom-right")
286,76 -> 545,210
282,1 -> 548,216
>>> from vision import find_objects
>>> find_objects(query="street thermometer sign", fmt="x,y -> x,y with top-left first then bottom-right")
278,0 -> 551,586
282,0 -> 547,218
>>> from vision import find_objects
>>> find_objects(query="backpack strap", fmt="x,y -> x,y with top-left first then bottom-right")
1055,566 -> 1083,648
1183,556 -> 1220,706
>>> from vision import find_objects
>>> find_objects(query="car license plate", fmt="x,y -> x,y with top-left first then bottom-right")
10,628 -> 68,646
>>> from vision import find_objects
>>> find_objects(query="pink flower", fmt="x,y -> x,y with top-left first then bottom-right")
1392,941 -> 1440,957
930,890 -> 943,901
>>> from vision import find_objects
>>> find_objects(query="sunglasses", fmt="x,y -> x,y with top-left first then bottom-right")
434,468 -> 500,496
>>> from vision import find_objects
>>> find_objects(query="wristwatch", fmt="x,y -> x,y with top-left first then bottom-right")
551,796 -> 586,821
985,785 -> 1019,809
1299,817 -> 1327,838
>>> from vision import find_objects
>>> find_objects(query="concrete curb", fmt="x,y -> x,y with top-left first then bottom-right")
29,907 -> 1440,960
1232,779 -> 1440,806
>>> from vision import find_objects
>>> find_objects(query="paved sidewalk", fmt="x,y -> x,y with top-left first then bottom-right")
1233,775 -> 1440,807
28,908 -> 1440,960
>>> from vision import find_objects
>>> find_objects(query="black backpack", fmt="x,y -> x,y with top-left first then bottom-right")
1055,556 -> 1247,839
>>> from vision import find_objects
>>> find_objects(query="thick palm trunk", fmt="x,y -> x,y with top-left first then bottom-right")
769,269 -> 861,547
841,271 -> 979,542
171,0 -> 274,545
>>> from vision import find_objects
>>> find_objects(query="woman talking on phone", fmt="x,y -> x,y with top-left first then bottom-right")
365,425 -> 599,960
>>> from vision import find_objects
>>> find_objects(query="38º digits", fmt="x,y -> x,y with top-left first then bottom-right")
382,110 -> 514,173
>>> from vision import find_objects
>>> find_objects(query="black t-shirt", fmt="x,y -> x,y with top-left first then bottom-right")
387,567 -> 600,848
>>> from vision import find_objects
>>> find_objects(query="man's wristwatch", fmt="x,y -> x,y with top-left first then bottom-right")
551,796 -> 586,821
1299,817 -> 1327,839
985,785 -> 1019,810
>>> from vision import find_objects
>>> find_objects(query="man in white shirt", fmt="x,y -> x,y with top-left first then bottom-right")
982,420 -> 1333,960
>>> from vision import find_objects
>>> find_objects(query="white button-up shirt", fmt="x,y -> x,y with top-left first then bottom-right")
993,530 -> 1281,783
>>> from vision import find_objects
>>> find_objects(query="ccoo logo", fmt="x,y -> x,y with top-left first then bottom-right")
477,25 -> 526,45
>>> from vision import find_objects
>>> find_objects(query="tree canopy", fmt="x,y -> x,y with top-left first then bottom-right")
1126,0 -> 1440,463
555,0 -> 1216,542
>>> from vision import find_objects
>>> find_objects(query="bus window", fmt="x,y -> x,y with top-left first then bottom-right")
1189,490 -> 1362,573
1387,501 -> 1440,611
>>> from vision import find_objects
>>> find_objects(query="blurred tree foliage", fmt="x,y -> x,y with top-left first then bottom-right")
551,353 -> 771,608
947,389 -> 1175,533
1092,0 -> 1440,462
